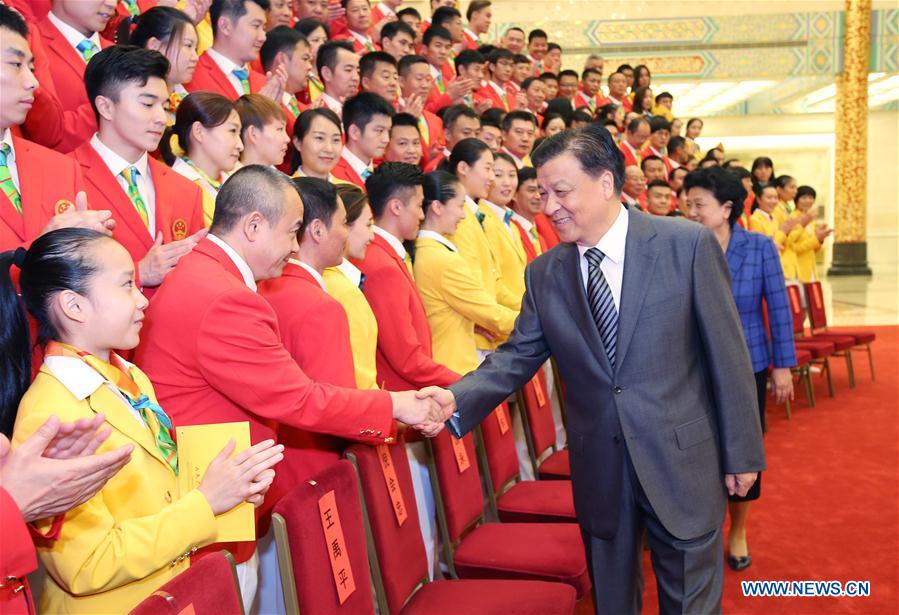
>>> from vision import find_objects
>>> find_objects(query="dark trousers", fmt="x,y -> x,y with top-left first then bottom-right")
582,450 -> 723,615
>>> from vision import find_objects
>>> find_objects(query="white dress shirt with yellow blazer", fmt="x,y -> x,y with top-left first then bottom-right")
479,199 -> 527,312
11,357 -> 218,614
413,231 -> 519,373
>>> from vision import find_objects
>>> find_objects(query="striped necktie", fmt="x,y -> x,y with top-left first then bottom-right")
417,115 -> 430,144
434,73 -> 445,95
503,209 -> 514,225
232,67 -> 250,94
121,0 -> 140,16
403,252 -> 413,276
286,94 -> 302,117
120,166 -> 150,228
0,143 -> 22,215
361,166 -> 373,182
585,248 -> 618,369
76,39 -> 98,62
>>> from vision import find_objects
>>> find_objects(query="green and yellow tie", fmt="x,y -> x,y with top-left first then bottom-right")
232,67 -> 251,95
120,166 -> 150,228
286,94 -> 302,117
76,39 -> 98,62
0,143 -> 22,215
121,0 -> 140,17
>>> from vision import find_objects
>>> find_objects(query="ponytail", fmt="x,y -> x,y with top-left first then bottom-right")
0,249 -> 31,436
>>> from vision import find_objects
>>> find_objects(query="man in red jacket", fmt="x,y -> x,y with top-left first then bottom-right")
75,46 -> 206,290
258,177 -> 357,485
188,0 -> 283,100
332,92 -> 394,188
353,162 -> 460,390
136,165 -> 445,602
0,6 -> 113,250
25,0 -> 115,152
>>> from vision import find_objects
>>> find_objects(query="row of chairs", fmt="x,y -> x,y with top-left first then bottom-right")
783,281 -> 876,417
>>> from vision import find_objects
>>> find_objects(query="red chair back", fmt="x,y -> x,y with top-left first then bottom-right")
785,285 -> 806,335
428,430 -> 485,543
520,370 -> 557,458
804,281 -> 828,329
129,551 -> 243,615
346,438 -> 429,614
477,403 -> 519,496
272,460 -> 375,615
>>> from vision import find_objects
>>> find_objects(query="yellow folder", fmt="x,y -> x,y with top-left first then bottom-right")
176,422 -> 255,543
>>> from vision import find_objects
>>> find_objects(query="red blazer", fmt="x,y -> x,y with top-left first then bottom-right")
0,489 -> 36,615
103,0 -> 157,40
26,17 -> 113,152
0,134 -> 84,251
258,262 -> 356,486
352,233 -> 459,390
619,140 -> 641,168
370,4 -> 392,27
72,141 -> 205,282
337,32 -> 380,54
135,239 -> 394,560
474,81 -> 513,112
331,154 -> 366,189
275,96 -> 307,173
417,108 -> 445,165
423,151 -> 446,173
185,52 -> 267,99
574,90 -> 601,111
534,213 -> 560,250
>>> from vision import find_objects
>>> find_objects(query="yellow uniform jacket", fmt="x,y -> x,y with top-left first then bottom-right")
324,262 -> 380,390
12,360 -> 218,614
782,210 -> 821,282
413,234 -> 518,374
479,200 -> 527,312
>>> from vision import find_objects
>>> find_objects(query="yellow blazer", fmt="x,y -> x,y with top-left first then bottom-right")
413,237 -> 518,374
446,203 -> 516,350
12,363 -> 218,615
749,209 -> 786,247
479,201 -> 527,312
782,210 -> 821,282
323,266 -> 380,390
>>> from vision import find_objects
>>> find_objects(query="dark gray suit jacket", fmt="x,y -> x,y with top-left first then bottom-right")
448,209 -> 765,541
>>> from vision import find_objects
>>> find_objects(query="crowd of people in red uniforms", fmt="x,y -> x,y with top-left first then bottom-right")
0,0 -> 833,613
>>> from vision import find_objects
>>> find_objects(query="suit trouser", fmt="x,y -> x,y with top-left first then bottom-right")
582,450 -> 723,615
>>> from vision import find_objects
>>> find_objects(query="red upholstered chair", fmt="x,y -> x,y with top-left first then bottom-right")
271,460 -> 376,615
129,551 -> 243,615
792,348 -> 816,409
426,430 -> 591,598
517,370 -> 570,480
787,285 -> 837,397
476,403 -> 576,523
804,281 -> 875,382
345,438 -> 578,615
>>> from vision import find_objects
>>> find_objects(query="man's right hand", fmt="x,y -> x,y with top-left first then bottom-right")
389,390 -> 444,427
139,228 -> 208,288
42,191 -> 116,237
446,77 -> 475,100
0,416 -> 133,522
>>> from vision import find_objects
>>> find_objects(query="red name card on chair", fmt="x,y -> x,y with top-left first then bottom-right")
532,374 -> 547,407
495,405 -> 510,435
450,435 -> 471,473
318,490 -> 356,604
376,444 -> 408,526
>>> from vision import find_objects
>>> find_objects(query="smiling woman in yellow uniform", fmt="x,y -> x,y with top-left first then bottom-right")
1,229 -> 283,615
413,171 -> 519,374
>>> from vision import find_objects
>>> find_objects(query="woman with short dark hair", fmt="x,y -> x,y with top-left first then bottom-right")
684,166 -> 796,572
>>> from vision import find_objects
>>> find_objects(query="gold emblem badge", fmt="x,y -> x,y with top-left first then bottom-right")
172,218 -> 187,240
54,199 -> 74,215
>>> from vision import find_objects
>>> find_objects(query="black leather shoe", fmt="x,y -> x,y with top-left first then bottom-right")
728,554 -> 752,571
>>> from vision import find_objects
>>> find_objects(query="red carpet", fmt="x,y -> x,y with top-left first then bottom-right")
578,326 -> 899,614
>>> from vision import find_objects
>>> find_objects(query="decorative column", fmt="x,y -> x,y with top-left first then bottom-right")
828,0 -> 872,276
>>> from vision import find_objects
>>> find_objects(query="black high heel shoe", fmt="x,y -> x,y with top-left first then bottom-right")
727,553 -> 752,571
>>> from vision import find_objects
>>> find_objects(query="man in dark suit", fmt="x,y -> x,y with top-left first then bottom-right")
426,124 -> 764,614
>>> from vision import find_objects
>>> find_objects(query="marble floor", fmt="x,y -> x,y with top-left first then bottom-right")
820,236 -> 898,326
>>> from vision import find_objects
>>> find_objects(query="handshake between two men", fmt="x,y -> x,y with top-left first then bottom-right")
388,387 -> 458,437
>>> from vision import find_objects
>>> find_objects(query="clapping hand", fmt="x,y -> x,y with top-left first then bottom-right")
139,228 -> 208,288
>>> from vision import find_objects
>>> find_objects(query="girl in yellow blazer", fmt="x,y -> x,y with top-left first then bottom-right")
2,229 -> 283,614
479,152 -> 528,311
324,185 -> 381,390
783,185 -> 832,282
750,182 -> 798,254
446,139 -> 518,351
170,92 -> 242,226
414,171 -> 519,374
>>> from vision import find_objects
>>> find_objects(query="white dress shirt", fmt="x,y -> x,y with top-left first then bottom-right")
44,354 -> 146,426
348,29 -> 375,51
205,47 -> 249,97
1,129 -> 20,191
207,233 -> 257,291
373,225 -> 407,260
90,133 -> 156,234
417,229 -> 457,252
319,92 -> 343,117
464,196 -> 480,219
510,211 -> 535,234
293,259 -> 327,291
47,11 -> 101,60
482,200 -> 515,239
337,258 -> 363,288
500,147 -> 525,170
340,147 -> 373,180
576,204 -> 628,311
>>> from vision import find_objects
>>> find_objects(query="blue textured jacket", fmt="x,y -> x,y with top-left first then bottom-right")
726,225 -> 797,372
